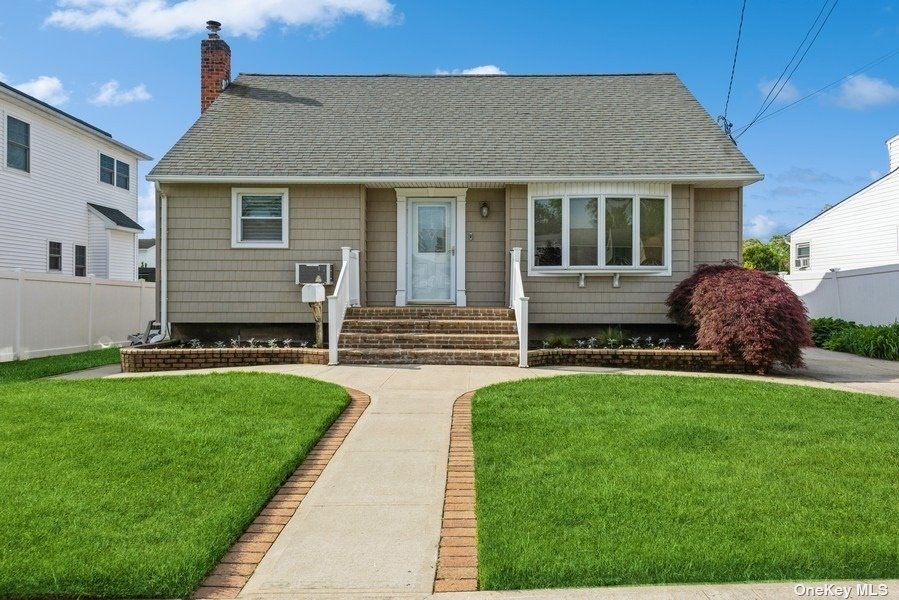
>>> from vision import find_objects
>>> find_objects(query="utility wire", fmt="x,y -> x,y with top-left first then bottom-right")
721,0 -> 748,128
738,0 -> 839,137
733,46 -> 899,137
747,0 -> 830,127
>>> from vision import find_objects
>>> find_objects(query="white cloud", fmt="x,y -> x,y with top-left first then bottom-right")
9,76 -> 70,106
435,65 -> 507,75
45,0 -> 396,39
138,184 -> 156,237
834,74 -> 899,109
757,78 -> 799,103
870,169 -> 883,181
744,214 -> 777,238
91,80 -> 152,106
0,72 -> 6,82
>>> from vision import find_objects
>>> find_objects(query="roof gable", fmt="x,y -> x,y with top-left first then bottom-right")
149,73 -> 759,181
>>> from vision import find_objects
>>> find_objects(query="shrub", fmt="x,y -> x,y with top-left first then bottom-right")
809,317 -> 857,348
666,262 -> 741,328
824,323 -> 899,361
668,265 -> 812,373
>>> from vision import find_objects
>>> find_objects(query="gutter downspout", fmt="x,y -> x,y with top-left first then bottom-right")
157,182 -> 169,337
829,268 -> 842,319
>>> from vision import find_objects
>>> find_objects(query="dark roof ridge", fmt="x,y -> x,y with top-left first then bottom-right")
236,72 -> 678,78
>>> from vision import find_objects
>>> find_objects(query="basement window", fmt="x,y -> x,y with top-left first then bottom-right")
231,188 -> 289,248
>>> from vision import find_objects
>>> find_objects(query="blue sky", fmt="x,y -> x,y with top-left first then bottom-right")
2,0 -> 898,239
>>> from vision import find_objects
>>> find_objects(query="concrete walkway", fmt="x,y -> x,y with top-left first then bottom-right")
233,363 -> 599,600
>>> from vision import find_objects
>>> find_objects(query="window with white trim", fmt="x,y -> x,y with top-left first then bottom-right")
231,188 -> 289,248
7,116 -> 30,172
100,154 -> 130,190
74,245 -> 87,277
48,241 -> 62,272
530,194 -> 670,273
795,242 -> 810,269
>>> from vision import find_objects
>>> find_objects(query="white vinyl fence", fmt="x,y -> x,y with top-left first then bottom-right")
784,264 -> 899,326
0,269 -> 156,362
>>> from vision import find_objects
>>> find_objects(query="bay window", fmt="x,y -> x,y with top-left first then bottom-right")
529,193 -> 670,274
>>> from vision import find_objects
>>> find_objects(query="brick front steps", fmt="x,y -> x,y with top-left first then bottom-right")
192,387 -> 369,600
340,307 -> 519,366
435,391 -> 478,593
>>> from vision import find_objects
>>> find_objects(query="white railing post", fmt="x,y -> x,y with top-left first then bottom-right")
509,247 -> 528,368
327,247 -> 359,366
87,274 -> 96,351
349,249 -> 361,306
518,296 -> 529,368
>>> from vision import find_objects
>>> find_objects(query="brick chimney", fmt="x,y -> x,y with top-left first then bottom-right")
200,20 -> 230,113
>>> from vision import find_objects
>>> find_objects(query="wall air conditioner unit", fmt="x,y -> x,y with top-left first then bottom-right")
295,263 -> 333,285
794,257 -> 810,270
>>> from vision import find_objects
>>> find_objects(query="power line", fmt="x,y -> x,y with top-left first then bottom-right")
747,0 -> 831,128
733,46 -> 899,137
738,0 -> 840,138
721,0 -> 748,129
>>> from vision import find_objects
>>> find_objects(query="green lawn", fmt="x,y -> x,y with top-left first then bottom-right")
472,375 -> 899,590
0,372 -> 349,598
0,347 -> 121,383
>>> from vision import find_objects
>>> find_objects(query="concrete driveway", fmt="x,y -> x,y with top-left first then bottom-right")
783,347 -> 899,398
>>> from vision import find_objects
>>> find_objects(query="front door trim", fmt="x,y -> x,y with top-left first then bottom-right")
395,188 -> 467,307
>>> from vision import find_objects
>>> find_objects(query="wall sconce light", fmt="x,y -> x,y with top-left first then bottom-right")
480,202 -> 489,218
612,273 -> 621,288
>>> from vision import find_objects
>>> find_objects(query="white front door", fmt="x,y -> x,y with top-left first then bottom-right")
408,199 -> 455,303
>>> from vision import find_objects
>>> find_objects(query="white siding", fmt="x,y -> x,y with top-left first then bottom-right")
108,230 -> 136,280
790,170 -> 899,273
0,92 -> 142,279
87,212 -> 108,277
138,245 -> 156,268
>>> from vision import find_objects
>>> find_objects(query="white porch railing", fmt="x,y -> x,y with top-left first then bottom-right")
327,246 -> 361,365
509,247 -> 529,368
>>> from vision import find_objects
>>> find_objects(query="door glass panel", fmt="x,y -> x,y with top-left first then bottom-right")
605,197 -> 633,266
417,206 -> 447,253
534,198 -> 562,266
570,197 -> 598,266
410,201 -> 453,301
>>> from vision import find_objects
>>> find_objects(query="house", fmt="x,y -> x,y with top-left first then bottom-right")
788,134 -> 899,273
138,239 -> 157,268
0,80 -> 151,280
148,23 -> 761,364
784,134 -> 899,324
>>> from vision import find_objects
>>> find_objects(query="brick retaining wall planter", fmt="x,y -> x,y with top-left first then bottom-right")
121,346 -> 329,373
528,348 -> 752,373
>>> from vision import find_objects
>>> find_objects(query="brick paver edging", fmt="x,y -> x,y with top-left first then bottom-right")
434,391 -> 478,593
192,387 -> 370,600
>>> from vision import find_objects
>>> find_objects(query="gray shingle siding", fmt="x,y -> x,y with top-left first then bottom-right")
149,74 -> 758,179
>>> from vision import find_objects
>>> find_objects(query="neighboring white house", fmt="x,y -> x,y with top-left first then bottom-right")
785,134 -> 899,324
138,239 -> 156,268
0,81 -> 151,280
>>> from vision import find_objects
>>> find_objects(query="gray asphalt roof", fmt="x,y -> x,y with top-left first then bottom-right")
87,203 -> 144,231
149,73 -> 759,180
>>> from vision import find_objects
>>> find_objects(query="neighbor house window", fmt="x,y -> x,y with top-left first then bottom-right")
48,241 -> 62,272
75,245 -> 87,277
530,194 -> 670,273
115,160 -> 130,189
231,188 -> 289,248
7,116 -> 30,172
100,154 -> 130,190
795,242 -> 810,269
100,154 -> 115,185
